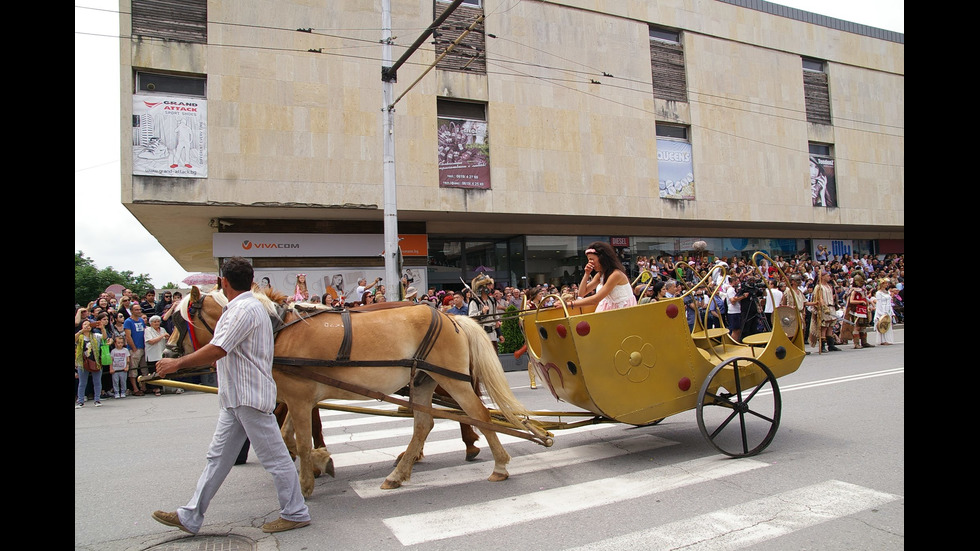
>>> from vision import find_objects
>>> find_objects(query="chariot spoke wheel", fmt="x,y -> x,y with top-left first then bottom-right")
696,356 -> 781,457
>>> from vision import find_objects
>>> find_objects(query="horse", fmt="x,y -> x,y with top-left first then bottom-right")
168,285 -> 532,497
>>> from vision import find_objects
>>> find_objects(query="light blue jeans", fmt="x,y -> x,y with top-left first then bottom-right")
76,366 -> 102,405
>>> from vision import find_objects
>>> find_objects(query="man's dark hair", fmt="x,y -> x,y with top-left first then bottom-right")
221,257 -> 254,291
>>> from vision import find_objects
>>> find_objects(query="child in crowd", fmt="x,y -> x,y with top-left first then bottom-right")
110,335 -> 131,398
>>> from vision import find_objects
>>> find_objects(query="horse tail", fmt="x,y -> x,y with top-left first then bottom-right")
455,316 -> 530,428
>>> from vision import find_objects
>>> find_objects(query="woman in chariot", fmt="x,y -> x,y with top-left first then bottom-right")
567,241 -> 636,311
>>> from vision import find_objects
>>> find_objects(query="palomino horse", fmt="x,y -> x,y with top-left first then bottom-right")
168,286 -> 533,497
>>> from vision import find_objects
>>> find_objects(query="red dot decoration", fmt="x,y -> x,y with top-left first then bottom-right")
678,377 -> 691,392
576,321 -> 591,336
556,324 -> 567,338
665,304 -> 679,318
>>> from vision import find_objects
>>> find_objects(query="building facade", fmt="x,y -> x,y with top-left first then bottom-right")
120,0 -> 904,296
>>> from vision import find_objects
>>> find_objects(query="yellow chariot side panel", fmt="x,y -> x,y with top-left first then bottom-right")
524,299 -> 717,426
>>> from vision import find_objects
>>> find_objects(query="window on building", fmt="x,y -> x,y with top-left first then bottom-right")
434,1 -> 486,74
437,99 -> 490,189
808,142 -> 837,207
802,57 -> 831,125
132,0 -> 207,44
136,71 -> 206,97
649,25 -> 687,102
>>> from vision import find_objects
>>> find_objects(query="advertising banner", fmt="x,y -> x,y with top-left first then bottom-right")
213,233 -> 428,258
132,94 -> 207,178
254,267 -> 426,305
438,117 -> 490,189
810,155 -> 837,207
656,139 -> 695,199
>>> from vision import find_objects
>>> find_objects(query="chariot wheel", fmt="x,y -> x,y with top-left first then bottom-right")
696,356 -> 781,458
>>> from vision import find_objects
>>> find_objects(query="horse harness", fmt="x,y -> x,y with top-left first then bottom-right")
176,297 -> 469,384
271,303 -> 470,383
170,297 -> 552,447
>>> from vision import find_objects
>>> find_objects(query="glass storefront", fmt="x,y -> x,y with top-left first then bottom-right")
427,236 -> 879,292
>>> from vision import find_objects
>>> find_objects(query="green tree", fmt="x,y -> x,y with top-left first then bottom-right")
75,251 -> 153,307
497,304 -> 525,354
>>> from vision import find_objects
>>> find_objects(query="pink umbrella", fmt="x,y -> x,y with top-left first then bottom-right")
182,273 -> 218,286
104,283 -> 125,297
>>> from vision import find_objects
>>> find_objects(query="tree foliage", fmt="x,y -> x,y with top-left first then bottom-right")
497,304 -> 525,354
75,251 -> 153,307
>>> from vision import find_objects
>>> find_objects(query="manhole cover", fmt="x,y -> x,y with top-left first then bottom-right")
145,534 -> 255,551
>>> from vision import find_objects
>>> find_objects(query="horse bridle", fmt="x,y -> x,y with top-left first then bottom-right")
169,296 -> 215,358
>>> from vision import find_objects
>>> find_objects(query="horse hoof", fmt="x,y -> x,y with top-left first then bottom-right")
465,448 -> 480,461
487,472 -> 509,482
324,457 -> 335,478
381,479 -> 402,490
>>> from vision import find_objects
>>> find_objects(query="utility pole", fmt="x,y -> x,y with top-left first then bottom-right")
380,0 -> 465,301
381,0 -> 399,300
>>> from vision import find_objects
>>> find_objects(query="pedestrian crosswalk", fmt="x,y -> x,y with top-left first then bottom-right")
314,398 -> 902,548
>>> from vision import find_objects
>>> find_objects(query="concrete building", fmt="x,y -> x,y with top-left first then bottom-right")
120,0 -> 903,297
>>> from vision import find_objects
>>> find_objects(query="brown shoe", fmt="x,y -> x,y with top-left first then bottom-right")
152,510 -> 193,534
261,517 -> 311,533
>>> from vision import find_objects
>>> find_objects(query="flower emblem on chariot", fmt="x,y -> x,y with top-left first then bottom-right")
613,335 -> 657,383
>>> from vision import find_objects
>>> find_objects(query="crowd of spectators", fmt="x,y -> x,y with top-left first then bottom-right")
76,250 -> 902,404
75,287 -> 185,407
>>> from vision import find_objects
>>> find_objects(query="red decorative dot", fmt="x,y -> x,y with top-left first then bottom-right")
665,304 -> 679,318
576,321 -> 591,336
678,377 -> 691,392
556,324 -> 567,338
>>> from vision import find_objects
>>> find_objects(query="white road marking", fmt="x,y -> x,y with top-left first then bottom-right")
564,480 -> 901,551
329,421 -> 626,468
350,434 -> 678,498
383,456 -> 767,545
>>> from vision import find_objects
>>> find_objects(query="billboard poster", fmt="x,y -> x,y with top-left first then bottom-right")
253,267 -> 427,305
133,94 -> 208,178
810,155 -> 837,207
438,117 -> 490,189
656,139 -> 695,199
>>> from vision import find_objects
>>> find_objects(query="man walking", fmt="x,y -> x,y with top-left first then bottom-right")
151,257 -> 311,534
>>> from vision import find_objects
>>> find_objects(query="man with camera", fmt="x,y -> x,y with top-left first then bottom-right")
353,277 -> 381,304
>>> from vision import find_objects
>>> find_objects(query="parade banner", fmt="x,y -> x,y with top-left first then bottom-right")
438,117 -> 490,189
657,139 -> 695,199
132,94 -> 208,178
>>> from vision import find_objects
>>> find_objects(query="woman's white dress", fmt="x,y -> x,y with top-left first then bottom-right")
595,275 -> 637,312
874,290 -> 894,344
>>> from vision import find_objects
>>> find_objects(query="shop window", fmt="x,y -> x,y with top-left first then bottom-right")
650,25 -> 687,102
803,57 -> 831,125
434,1 -> 486,74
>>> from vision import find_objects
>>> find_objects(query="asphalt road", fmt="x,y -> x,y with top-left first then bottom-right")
75,326 -> 904,550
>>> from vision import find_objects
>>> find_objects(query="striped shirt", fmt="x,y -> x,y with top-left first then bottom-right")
210,291 -> 277,413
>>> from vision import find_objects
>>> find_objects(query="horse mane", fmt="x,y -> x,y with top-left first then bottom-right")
176,285 -> 282,320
